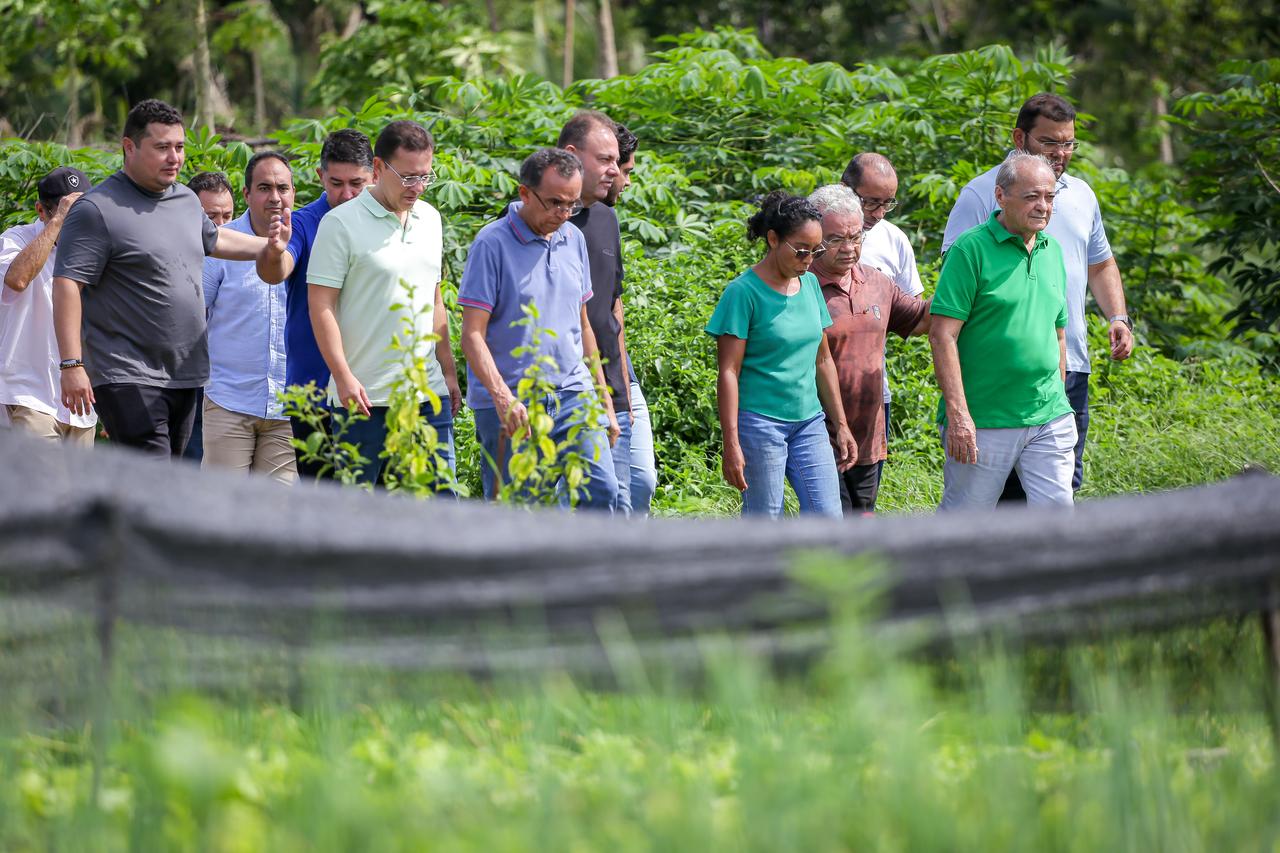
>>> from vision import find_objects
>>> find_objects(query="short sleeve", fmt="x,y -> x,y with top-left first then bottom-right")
898,238 -> 924,297
810,274 -> 833,329
1056,297 -> 1068,329
0,226 -> 31,306
200,211 -> 219,256
614,228 -> 625,299
307,215 -> 352,289
457,235 -> 500,313
51,201 -> 110,286
931,243 -> 979,322
705,281 -> 752,339
887,288 -> 929,339
285,208 -> 310,269
201,256 -> 224,312
1085,198 -> 1113,266
0,225 -> 29,268
579,237 -> 593,305
941,185 -> 990,253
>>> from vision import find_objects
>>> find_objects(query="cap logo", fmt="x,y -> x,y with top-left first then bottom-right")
68,174 -> 81,188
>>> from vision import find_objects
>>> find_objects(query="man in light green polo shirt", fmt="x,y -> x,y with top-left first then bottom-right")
308,119 -> 462,487
929,151 -> 1076,510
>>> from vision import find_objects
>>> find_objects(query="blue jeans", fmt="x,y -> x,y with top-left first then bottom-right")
473,389 -> 618,512
627,375 -> 658,516
738,410 -> 841,518
611,410 -> 633,516
343,397 -> 455,489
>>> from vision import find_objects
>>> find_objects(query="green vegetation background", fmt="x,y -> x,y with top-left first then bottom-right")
1,25 -> 1279,850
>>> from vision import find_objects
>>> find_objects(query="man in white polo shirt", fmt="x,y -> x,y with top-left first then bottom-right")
307,120 -> 461,487
0,167 -> 97,445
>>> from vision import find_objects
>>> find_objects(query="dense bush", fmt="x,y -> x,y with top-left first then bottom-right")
1,33 -> 1274,510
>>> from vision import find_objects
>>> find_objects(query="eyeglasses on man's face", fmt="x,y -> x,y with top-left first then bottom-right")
860,197 -> 897,213
530,188 -> 584,216
822,234 -> 864,250
1034,138 -> 1081,153
785,241 -> 827,260
385,161 -> 437,188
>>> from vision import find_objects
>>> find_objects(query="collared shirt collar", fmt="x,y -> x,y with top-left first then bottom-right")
985,210 -> 1048,250
356,186 -> 419,222
815,263 -> 866,294
505,200 -> 570,247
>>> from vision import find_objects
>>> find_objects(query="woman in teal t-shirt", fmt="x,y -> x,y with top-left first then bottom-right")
705,191 -> 857,518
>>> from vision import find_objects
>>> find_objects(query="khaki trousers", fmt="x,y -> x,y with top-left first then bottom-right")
200,398 -> 297,485
5,405 -> 95,448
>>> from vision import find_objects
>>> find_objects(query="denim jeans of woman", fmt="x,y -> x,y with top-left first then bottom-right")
737,410 -> 841,518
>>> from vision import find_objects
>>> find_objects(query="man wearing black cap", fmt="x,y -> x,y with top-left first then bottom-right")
51,98 -> 292,457
0,167 -> 98,446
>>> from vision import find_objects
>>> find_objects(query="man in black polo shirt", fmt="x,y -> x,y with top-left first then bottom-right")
559,110 -> 629,512
53,99 -> 291,458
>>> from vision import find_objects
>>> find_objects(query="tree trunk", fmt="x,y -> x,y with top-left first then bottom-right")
252,49 -> 266,131
65,62 -> 82,148
532,0 -> 550,79
1154,92 -> 1174,166
563,0 -> 576,88
485,0 -> 500,32
194,0 -> 216,132
598,0 -> 619,78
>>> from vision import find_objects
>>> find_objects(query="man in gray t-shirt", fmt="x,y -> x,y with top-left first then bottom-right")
52,99 -> 290,458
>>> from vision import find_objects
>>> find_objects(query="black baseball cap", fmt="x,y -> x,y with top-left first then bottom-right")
37,167 -> 91,205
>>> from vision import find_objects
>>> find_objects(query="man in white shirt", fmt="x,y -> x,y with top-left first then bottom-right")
941,93 -> 1133,498
839,152 -> 924,474
0,167 -> 97,445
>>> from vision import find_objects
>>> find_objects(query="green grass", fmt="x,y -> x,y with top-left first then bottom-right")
2,610 -> 1276,851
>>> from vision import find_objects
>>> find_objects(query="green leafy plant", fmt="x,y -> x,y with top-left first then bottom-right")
486,303 -> 609,508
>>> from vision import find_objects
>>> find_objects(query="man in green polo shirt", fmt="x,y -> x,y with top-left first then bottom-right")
308,120 -> 462,487
929,151 -> 1076,510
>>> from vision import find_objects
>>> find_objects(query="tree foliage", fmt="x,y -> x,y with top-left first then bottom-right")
1174,59 -> 1280,360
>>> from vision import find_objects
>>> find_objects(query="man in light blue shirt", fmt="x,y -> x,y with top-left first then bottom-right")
458,147 -> 620,511
201,151 -> 297,484
941,93 -> 1134,497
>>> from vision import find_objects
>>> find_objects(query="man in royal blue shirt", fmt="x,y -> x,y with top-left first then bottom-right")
257,129 -> 375,478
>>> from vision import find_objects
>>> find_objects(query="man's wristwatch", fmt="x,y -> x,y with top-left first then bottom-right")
58,358 -> 84,370
1108,314 -> 1133,331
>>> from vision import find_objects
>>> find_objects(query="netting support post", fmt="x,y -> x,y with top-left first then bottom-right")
89,501 -> 125,805
1262,579 -> 1280,746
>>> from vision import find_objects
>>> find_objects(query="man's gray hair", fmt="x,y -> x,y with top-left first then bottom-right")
808,183 -> 864,221
996,150 -> 1054,191
519,147 -> 583,189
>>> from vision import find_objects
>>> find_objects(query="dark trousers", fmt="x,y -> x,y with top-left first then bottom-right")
839,462 -> 882,515
94,384 -> 199,458
181,388 -> 204,463
290,411 -> 331,480
342,398 -> 455,489
999,371 -> 1090,502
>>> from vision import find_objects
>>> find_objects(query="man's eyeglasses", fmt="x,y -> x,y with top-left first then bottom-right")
861,197 -> 897,213
823,235 -> 864,250
785,241 -> 827,260
530,188 -> 584,216
385,162 -> 437,188
1035,138 -> 1081,153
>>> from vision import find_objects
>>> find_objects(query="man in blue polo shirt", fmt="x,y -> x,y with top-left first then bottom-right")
458,147 -> 620,511
256,129 -> 375,478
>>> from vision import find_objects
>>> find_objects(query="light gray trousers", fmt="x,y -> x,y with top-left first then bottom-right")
939,413 -> 1077,511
